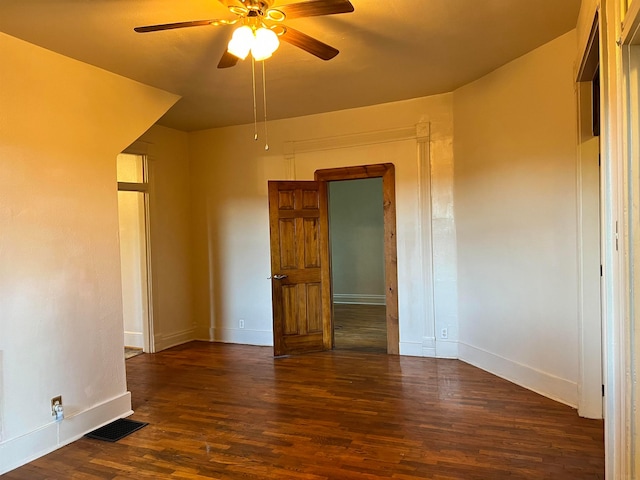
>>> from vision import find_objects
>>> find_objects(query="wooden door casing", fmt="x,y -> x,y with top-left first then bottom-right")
315,163 -> 399,355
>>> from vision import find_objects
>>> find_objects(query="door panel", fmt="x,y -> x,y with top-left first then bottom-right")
279,219 -> 296,268
303,218 -> 320,267
269,180 -> 331,356
306,283 -> 322,332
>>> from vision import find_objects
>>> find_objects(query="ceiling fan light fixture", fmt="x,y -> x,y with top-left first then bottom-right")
227,24 -> 280,62
134,0 -> 355,66
227,25 -> 254,59
251,27 -> 280,61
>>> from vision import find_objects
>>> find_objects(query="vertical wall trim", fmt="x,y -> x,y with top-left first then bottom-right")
416,122 -> 437,356
283,141 -> 296,180
597,0 -> 626,477
625,42 -> 640,478
142,156 -> 156,354
206,201 -> 217,342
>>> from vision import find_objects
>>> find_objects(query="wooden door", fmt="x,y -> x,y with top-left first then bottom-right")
268,181 -> 331,356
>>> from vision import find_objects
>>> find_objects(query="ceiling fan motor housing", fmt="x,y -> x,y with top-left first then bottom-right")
242,0 -> 273,14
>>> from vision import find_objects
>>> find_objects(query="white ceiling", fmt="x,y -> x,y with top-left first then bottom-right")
0,0 -> 581,132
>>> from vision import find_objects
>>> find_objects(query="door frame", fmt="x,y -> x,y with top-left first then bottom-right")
315,163 -> 399,355
575,12 -> 604,420
117,153 -> 155,354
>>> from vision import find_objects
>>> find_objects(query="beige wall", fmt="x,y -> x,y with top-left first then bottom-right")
188,95 -> 457,354
453,30 -> 582,406
0,33 -> 178,473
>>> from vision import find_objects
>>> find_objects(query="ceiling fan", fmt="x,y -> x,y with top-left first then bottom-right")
134,0 -> 355,68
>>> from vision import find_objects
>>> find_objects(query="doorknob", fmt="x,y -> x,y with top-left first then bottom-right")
269,274 -> 288,280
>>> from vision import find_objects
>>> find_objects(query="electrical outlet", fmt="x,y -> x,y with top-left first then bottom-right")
440,328 -> 448,339
51,396 -> 63,421
239,319 -> 245,329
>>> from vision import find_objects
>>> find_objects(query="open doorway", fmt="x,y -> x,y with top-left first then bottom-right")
328,178 -> 386,353
315,163 -> 399,355
117,153 -> 153,358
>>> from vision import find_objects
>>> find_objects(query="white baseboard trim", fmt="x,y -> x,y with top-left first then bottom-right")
0,392 -> 132,475
399,341 -> 423,357
333,294 -> 386,305
124,331 -> 144,349
422,336 -> 436,357
436,340 -> 458,359
458,342 -> 578,408
154,328 -> 196,352
398,338 -> 458,359
211,328 -> 273,347
578,390 -> 604,419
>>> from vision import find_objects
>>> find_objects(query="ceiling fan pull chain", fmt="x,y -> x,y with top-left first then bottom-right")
252,57 -> 258,141
262,60 -> 269,151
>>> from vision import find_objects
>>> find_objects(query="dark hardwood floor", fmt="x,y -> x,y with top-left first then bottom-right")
334,303 -> 387,353
3,341 -> 604,479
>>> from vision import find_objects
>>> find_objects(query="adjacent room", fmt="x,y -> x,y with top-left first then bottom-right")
1,0 -> 638,478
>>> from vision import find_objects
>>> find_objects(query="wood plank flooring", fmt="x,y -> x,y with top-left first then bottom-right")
3,341 -> 604,479
333,303 -> 387,353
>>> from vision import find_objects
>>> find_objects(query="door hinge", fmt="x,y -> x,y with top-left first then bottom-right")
602,384 -> 605,397
616,221 -> 619,251
600,264 -> 603,276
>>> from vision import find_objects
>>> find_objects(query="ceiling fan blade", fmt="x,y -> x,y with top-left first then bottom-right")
218,50 -> 240,68
134,19 -> 230,33
277,0 -> 354,19
280,26 -> 339,60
